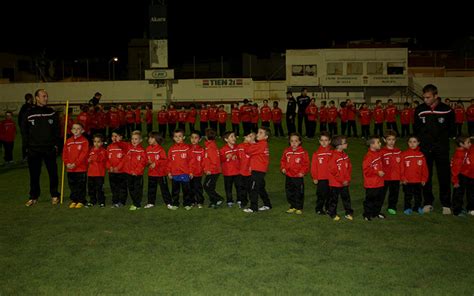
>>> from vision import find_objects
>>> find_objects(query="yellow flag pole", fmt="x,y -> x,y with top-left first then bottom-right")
60,100 -> 70,205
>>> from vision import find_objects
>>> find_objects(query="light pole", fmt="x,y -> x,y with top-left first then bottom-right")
108,57 -> 118,80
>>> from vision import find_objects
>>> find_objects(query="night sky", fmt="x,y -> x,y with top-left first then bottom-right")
1,1 -> 472,64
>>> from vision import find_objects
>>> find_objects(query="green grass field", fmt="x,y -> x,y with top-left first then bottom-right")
1,123 -> 473,295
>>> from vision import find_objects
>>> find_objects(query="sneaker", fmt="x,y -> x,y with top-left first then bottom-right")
315,209 -> 326,215
216,200 -> 223,206
227,202 -> 234,208
111,203 -> 122,208
376,213 -> 386,219
404,208 -> 413,215
423,205 -> 433,213
99,204 -> 105,208
344,214 -> 353,221
295,210 -> 303,215
144,203 -> 155,209
363,216 -> 372,221
25,199 -> 37,207
168,205 -> 178,210
387,208 -> 397,215
332,215 -> 341,221
129,205 -> 140,211
417,207 -> 424,215
442,207 -> 452,215
237,201 -> 242,208
286,208 -> 297,214
184,206 -> 193,211
85,202 -> 94,208
243,208 -> 255,213
51,197 -> 60,205
75,203 -> 84,209
455,212 -> 466,217
469,210 -> 474,216
258,205 -> 271,211
69,202 -> 77,209
197,204 -> 203,209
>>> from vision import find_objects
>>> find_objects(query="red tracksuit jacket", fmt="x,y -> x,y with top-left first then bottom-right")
231,108 -> 240,124
347,105 -> 356,121
145,109 -> 153,124
238,142 -> 251,177
187,109 -> 197,123
454,107 -> 465,124
306,104 -> 318,121
280,146 -> 309,178
108,111 -> 120,129
0,119 -> 16,142
203,140 -> 221,174
328,150 -> 352,187
400,148 -> 429,183
76,112 -> 90,133
88,147 -> 107,177
146,144 -> 168,177
157,110 -> 168,125
359,108 -> 371,125
220,144 -> 240,176
272,107 -> 282,123
167,142 -> 192,176
218,110 -> 227,124
339,107 -> 348,122
385,106 -> 398,123
200,109 -> 209,122
168,109 -> 178,123
319,107 -> 328,123
125,110 -> 135,124
178,110 -> 187,123
245,140 -> 269,173
327,107 -> 338,123
311,146 -> 332,181
63,135 -> 90,172
209,107 -> 218,122
106,141 -> 128,173
451,148 -> 467,185
362,149 -> 384,188
240,105 -> 252,122
251,106 -> 259,124
124,143 -> 147,176
381,146 -> 401,181
400,108 -> 411,125
190,144 -> 204,177
467,105 -> 474,122
373,107 -> 384,124
461,147 -> 474,179
260,106 -> 272,122
134,109 -> 141,124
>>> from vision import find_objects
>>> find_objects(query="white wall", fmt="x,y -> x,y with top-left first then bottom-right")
413,77 -> 474,99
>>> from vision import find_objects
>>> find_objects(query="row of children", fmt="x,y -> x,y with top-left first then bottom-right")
60,117 -> 474,219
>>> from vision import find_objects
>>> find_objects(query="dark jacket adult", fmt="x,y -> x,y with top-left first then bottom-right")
21,105 -> 59,152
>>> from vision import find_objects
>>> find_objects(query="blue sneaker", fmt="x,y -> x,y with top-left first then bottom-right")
404,208 -> 413,215
417,207 -> 424,215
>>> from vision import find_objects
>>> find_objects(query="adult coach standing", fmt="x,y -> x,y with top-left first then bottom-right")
296,88 -> 310,136
286,91 -> 296,134
22,89 -> 60,206
88,92 -> 102,107
18,93 -> 34,160
413,84 -> 455,214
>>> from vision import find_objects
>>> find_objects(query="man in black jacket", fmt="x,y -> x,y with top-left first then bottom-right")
22,89 -> 60,206
88,92 -> 102,107
285,91 -> 296,134
18,93 -> 34,160
296,88 -> 310,136
413,84 -> 455,215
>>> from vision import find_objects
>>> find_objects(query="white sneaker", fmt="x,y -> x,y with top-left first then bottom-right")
197,204 -> 203,209
184,206 -> 193,211
227,202 -> 234,208
144,203 -> 155,209
468,210 -> 474,216
243,208 -> 254,213
237,201 -> 242,208
442,207 -> 452,215
423,205 -> 433,213
167,204 -> 178,210
258,205 -> 271,211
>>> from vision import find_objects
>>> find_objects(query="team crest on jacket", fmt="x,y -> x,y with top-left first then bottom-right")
181,153 -> 187,159
438,117 -> 445,123
396,157 -> 401,163
48,119 -> 53,124
417,160 -> 423,166
77,145 -> 82,150
295,158 -> 301,164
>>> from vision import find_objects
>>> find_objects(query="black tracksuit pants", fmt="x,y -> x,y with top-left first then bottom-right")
363,187 -> 385,218
148,176 -> 172,205
286,176 -> 304,210
109,172 -> 127,205
249,171 -> 271,211
383,180 -> 400,210
327,186 -> 353,218
88,176 -> 105,205
67,172 -> 87,204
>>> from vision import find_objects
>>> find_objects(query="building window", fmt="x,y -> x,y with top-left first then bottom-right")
327,62 -> 343,75
292,65 -> 317,76
304,65 -> 317,76
367,62 -> 383,75
387,62 -> 405,75
347,62 -> 363,75
292,65 -> 304,76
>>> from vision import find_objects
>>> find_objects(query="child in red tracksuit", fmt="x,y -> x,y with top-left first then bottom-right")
362,136 -> 386,221
87,134 -> 107,207
124,131 -> 147,210
311,131 -> 332,215
281,133 -> 309,214
451,136 -> 474,216
243,127 -> 271,213
327,135 -> 353,221
167,129 -> 193,210
400,136 -> 428,215
237,132 -> 255,208
0,111 -> 16,163
107,129 -> 128,207
381,130 -> 402,215
203,128 -> 223,208
189,131 -> 205,208
145,131 -> 171,209
220,131 -> 240,207
63,123 -> 90,208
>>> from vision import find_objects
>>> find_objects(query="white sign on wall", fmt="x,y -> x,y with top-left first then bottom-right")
149,39 -> 168,68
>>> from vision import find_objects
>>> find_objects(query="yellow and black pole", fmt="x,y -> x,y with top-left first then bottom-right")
60,100 -> 70,204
